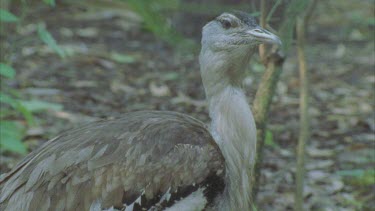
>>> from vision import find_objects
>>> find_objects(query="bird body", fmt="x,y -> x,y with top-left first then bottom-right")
0,111 -> 225,210
0,11 -> 281,211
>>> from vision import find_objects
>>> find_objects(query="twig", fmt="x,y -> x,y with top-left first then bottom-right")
295,1 -> 317,210
258,0 -> 267,61
251,50 -> 284,200
251,0 -> 285,201
295,16 -> 309,211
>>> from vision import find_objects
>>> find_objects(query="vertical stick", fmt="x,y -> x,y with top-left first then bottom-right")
251,0 -> 285,201
258,0 -> 267,61
295,16 -> 309,211
252,57 -> 283,201
295,0 -> 318,208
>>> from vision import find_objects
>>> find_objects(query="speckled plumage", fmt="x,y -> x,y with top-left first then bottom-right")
0,111 -> 225,210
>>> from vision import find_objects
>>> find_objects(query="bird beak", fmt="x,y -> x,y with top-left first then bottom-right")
246,27 -> 282,46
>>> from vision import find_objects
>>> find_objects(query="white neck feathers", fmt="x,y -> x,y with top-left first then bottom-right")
199,40 -> 257,210
209,86 -> 256,211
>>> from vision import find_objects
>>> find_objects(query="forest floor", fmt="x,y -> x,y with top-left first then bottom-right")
1,1 -> 374,210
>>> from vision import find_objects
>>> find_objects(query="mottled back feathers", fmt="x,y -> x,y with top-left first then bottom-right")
0,111 -> 225,211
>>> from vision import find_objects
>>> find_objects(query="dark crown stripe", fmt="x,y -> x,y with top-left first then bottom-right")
230,10 -> 258,27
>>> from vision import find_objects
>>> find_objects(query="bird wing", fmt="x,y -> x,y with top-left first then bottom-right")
0,111 -> 225,211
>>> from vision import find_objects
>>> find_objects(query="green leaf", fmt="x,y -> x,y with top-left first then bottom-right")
265,129 -> 278,148
249,11 -> 261,17
19,100 -> 63,112
15,103 -> 35,126
37,23 -> 66,58
0,93 -> 34,125
0,93 -> 18,107
0,9 -> 19,22
43,0 -> 56,7
336,169 -> 366,177
0,63 -> 16,78
0,120 -> 27,154
110,53 -> 136,64
163,72 -> 179,81
251,62 -> 266,73
337,169 -> 375,186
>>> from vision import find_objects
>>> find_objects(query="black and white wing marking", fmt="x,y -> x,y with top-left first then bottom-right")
0,111 -> 225,211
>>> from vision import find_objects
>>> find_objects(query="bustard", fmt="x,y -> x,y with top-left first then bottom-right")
0,11 -> 281,211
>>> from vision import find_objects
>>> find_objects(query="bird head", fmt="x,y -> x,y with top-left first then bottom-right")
199,11 -> 282,98
201,11 -> 281,51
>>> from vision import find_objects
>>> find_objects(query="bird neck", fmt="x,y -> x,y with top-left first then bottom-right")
199,46 -> 257,210
208,86 -> 256,211
199,46 -> 254,98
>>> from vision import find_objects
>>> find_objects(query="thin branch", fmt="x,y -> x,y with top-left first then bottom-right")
304,0 -> 318,25
295,1 -> 317,209
251,50 -> 284,200
295,16 -> 309,211
251,0 -> 286,201
294,0 -> 318,210
258,0 -> 267,62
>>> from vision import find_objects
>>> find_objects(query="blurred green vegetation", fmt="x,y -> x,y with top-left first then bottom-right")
337,169 -> 375,210
125,0 -> 188,48
0,2 -> 63,155
338,169 -> 375,187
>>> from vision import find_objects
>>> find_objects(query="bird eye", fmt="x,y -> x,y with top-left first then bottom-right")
253,29 -> 267,34
220,19 -> 232,29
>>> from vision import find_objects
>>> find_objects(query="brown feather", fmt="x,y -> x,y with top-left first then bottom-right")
0,111 -> 225,210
